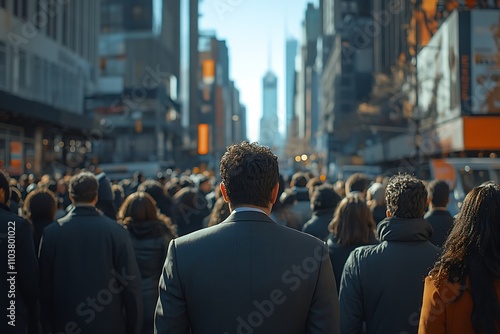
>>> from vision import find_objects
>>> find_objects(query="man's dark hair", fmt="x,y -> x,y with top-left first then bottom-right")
310,184 -> 341,212
427,180 -> 450,208
220,142 -> 279,207
291,172 -> 308,188
345,173 -> 369,194
386,174 -> 427,219
69,172 -> 98,203
0,170 -> 10,204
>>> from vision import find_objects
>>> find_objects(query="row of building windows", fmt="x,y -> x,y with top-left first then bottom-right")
0,0 -> 99,65
0,42 -> 84,113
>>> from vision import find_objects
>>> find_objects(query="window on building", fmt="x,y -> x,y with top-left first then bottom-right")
18,50 -> 28,89
62,4 -> 68,46
13,0 -> 20,16
51,63 -> 59,105
0,42 -> 6,88
340,103 -> 353,113
33,56 -> 43,100
21,0 -> 28,20
52,1 -> 58,40
101,3 -> 123,33
44,60 -> 50,102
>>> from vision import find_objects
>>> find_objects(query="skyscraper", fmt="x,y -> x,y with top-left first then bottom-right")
260,69 -> 278,148
285,38 -> 298,138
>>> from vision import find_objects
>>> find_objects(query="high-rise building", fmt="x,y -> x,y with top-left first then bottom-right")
319,0 -> 375,170
295,3 -> 321,150
0,0 -> 100,175
260,69 -> 279,149
90,0 -> 197,168
198,33 -> 245,170
285,38 -> 298,137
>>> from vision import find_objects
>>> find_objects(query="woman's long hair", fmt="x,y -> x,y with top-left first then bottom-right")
328,193 -> 375,247
429,182 -> 500,334
117,192 -> 176,238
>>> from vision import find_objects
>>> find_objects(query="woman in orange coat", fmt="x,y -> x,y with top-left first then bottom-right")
419,182 -> 500,334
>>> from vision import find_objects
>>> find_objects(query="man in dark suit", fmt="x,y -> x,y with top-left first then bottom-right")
39,172 -> 142,334
424,180 -> 454,248
155,142 -> 340,334
0,170 -> 39,333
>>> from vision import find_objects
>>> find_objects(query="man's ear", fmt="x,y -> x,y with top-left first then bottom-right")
220,183 -> 230,203
0,188 -> 4,205
270,183 -> 279,205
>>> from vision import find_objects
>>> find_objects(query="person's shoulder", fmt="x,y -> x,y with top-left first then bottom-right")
0,209 -> 30,233
0,207 -> 27,224
345,243 -> 384,265
425,275 -> 464,302
274,223 -> 327,247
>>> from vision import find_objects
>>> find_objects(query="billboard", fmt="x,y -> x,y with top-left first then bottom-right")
417,10 -> 461,126
469,10 -> 500,114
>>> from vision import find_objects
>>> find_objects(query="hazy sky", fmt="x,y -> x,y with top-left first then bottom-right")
199,0 -> 316,142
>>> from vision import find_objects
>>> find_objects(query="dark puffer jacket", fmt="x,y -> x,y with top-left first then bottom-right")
339,217 -> 440,334
127,221 -> 175,334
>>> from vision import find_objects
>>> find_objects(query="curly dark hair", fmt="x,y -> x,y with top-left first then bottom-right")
429,183 -> 500,334
220,142 -> 279,208
385,173 -> 427,219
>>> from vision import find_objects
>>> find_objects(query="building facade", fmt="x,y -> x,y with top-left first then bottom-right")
285,38 -> 298,138
0,0 -> 100,176
89,0 -> 194,169
198,33 -> 246,171
260,70 -> 279,149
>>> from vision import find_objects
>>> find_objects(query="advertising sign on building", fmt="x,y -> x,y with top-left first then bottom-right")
418,10 -> 461,127
469,10 -> 500,114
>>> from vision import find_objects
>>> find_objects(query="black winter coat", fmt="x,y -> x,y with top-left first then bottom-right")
0,203 -> 39,334
424,209 -> 454,248
326,232 -> 378,293
39,205 -> 143,334
127,221 -> 174,334
302,208 -> 335,241
339,217 -> 440,334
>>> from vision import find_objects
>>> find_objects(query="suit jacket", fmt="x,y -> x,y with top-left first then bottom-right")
39,205 -> 143,334
0,203 -> 39,334
155,210 -> 340,334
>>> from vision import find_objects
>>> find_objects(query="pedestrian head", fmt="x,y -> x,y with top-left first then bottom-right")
219,142 -> 279,209
385,174 -> 427,219
69,172 -> 99,204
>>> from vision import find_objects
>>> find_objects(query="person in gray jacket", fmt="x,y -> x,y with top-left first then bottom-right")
155,142 -> 340,334
339,173 -> 440,334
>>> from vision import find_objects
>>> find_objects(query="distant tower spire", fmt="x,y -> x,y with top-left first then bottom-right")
268,39 -> 272,71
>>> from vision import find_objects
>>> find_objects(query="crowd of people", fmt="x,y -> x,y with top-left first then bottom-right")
0,141 -> 499,333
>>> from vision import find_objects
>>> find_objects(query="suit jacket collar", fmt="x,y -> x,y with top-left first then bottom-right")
222,210 -> 276,224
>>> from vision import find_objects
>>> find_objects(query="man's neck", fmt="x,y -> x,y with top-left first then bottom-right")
230,204 -> 271,216
73,202 -> 96,208
430,205 -> 448,212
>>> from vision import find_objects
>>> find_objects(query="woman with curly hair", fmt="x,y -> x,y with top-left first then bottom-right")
419,182 -> 500,333
118,192 -> 176,334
